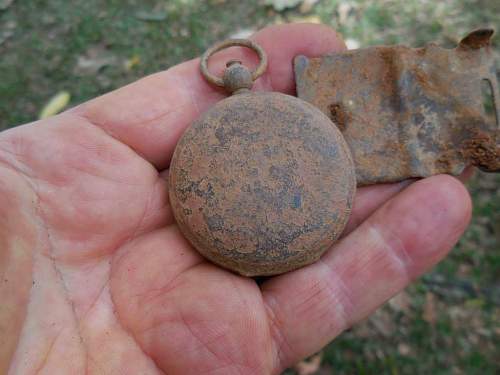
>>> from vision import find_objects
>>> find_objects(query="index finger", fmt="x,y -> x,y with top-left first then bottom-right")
71,23 -> 346,170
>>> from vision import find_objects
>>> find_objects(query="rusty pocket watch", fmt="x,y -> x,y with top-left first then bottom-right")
169,39 -> 356,277
169,31 -> 499,277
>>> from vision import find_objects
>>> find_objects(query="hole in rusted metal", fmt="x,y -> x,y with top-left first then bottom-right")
328,103 -> 349,131
481,78 -> 498,126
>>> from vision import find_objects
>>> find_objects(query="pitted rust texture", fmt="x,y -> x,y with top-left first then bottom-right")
295,29 -> 500,186
169,92 -> 356,276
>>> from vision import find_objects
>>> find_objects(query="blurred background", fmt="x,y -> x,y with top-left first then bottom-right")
0,0 -> 498,373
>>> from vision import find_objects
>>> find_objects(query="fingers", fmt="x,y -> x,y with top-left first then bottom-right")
342,179 -> 414,236
72,23 -> 346,170
261,175 -> 472,370
339,167 -> 473,238
110,226 -> 276,374
0,166 -> 38,374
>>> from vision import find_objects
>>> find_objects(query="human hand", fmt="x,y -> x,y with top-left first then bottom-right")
0,24 -> 471,374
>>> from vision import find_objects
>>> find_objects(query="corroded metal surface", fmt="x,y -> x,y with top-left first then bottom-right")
295,29 -> 500,185
169,92 -> 356,276
200,38 -> 268,89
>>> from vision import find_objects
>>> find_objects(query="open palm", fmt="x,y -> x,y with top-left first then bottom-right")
0,24 -> 471,375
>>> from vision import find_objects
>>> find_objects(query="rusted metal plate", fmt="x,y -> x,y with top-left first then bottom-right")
295,29 -> 499,185
169,92 -> 355,276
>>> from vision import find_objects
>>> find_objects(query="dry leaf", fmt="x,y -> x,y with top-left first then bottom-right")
370,309 -> 396,336
264,0 -> 302,12
299,0 -> 319,13
230,28 -> 255,39
423,292 -> 437,326
124,55 -> 141,71
0,0 -> 14,11
289,15 -> 322,24
352,320 -> 373,338
345,38 -> 360,50
294,352 -> 323,375
75,46 -> 117,75
397,342 -> 411,356
338,2 -> 354,25
39,91 -> 71,119
389,291 -> 411,313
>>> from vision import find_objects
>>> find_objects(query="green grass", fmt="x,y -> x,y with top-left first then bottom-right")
0,0 -> 271,129
1,0 -> 499,373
